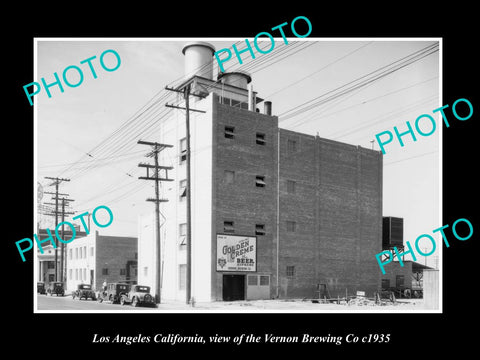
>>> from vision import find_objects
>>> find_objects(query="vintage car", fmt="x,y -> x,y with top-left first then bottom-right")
72,284 -> 96,300
46,282 -> 65,296
97,283 -> 130,304
120,285 -> 156,307
37,282 -> 46,295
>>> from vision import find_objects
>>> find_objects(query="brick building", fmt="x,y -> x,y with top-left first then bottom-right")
138,42 -> 383,302
66,231 -> 137,292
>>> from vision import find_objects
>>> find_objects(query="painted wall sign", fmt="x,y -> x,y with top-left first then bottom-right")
216,234 -> 257,272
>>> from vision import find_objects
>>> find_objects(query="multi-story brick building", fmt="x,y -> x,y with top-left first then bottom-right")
138,41 -> 383,302
66,230 -> 138,292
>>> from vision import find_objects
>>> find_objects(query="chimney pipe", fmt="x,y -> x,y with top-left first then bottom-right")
264,101 -> 272,116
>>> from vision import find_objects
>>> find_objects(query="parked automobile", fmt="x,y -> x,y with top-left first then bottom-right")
37,282 -> 46,295
46,282 -> 65,296
97,283 -> 130,304
72,284 -> 96,300
120,285 -> 156,307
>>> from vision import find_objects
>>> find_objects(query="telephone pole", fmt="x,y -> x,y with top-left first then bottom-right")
137,140 -> 173,304
44,196 -> 74,284
44,176 -> 70,282
165,84 -> 205,305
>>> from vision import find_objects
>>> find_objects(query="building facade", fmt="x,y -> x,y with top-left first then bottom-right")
138,42 -> 383,302
66,231 -> 138,292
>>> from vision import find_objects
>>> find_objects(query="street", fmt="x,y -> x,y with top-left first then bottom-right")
37,294 -> 425,311
37,294 -> 155,311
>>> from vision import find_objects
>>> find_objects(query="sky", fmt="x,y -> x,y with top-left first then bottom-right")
35,37 -> 440,268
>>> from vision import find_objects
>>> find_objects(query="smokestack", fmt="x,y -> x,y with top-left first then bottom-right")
182,42 -> 216,80
264,101 -> 272,116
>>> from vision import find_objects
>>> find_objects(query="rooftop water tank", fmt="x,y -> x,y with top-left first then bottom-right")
217,71 -> 252,90
182,41 -> 216,80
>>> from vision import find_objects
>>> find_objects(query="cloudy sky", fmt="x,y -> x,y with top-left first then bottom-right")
35,37 -> 440,268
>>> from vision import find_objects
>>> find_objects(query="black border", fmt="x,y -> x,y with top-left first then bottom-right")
6,3 -> 479,355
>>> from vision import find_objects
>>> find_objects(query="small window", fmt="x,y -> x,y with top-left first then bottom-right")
75,269 -> 78,280
224,170 -> 235,184
102,268 -> 109,276
120,268 -> 126,276
247,275 -> 258,286
287,139 -> 297,153
286,266 -> 295,277
180,138 -> 187,163
179,223 -> 187,236
69,249 -> 72,260
75,248 -> 78,259
255,175 -> 266,187
83,246 -> 87,259
69,269 -> 72,280
47,261 -> 55,269
287,180 -> 296,194
255,224 -> 266,236
256,132 -> 266,145
224,125 -> 235,139
224,221 -> 234,234
179,179 -> 187,199
90,247 -> 94,257
179,223 -> 187,248
286,221 -> 296,232
260,275 -> 270,286
179,264 -> 187,290
143,267 -> 148,276
396,275 -> 405,288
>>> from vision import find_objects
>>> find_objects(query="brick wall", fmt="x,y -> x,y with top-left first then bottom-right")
95,234 -> 138,290
212,97 -> 278,300
279,131 -> 383,298
210,97 -> 383,300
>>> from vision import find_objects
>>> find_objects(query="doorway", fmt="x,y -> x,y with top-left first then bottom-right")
222,274 -> 245,301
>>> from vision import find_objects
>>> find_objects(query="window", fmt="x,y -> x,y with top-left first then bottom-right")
47,261 -> 55,269
75,248 -> 78,259
224,170 -> 235,184
143,267 -> 148,276
135,252 -> 138,260
90,247 -> 94,257
381,279 -> 390,290
69,249 -> 72,260
83,246 -> 87,258
179,264 -> 187,290
260,275 -> 270,286
256,132 -> 266,145
286,266 -> 295,277
179,179 -> 187,199
69,269 -> 72,280
102,268 -> 109,276
287,139 -> 297,153
180,137 -> 187,163
75,269 -> 78,281
247,275 -> 258,286
286,221 -> 296,232
179,223 -> 187,236
120,268 -> 126,276
255,175 -> 266,188
179,223 -> 187,248
396,275 -> 405,288
287,180 -> 296,194
223,221 -> 235,234
83,268 -> 86,281
224,125 -> 235,139
255,224 -> 266,236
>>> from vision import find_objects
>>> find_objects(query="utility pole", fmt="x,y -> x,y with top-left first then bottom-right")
44,176 -> 70,282
137,140 -> 173,305
44,196 -> 74,284
165,84 -> 205,304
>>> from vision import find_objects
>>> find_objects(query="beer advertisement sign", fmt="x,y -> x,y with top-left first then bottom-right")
216,234 -> 257,272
